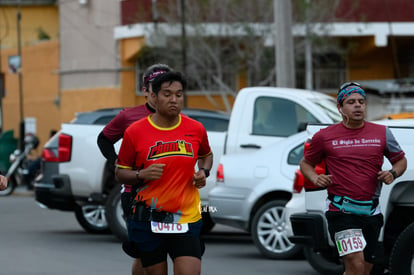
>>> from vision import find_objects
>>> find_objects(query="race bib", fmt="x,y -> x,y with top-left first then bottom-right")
334,229 -> 367,256
151,222 -> 189,234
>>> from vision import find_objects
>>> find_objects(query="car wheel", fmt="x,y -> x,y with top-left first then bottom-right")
251,200 -> 302,259
0,176 -> 16,196
74,203 -> 110,234
389,222 -> 414,275
304,246 -> 344,275
105,186 -> 128,242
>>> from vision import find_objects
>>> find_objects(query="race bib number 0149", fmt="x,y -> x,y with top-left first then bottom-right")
334,229 -> 367,256
151,222 -> 189,234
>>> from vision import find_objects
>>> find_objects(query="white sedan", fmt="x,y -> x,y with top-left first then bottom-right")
208,131 -> 308,259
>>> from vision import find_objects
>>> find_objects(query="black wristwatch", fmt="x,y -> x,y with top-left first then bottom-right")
200,168 -> 210,178
389,169 -> 398,179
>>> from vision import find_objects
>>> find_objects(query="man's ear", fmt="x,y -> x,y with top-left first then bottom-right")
142,86 -> 148,95
150,91 -> 156,100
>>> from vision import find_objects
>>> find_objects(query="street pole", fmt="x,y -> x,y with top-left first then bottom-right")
180,0 -> 188,107
274,0 -> 296,88
305,0 -> 313,90
17,0 -> 25,149
0,43 -> 3,133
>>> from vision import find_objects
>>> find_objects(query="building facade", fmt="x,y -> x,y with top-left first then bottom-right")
1,0 -> 414,150
0,0 -> 59,149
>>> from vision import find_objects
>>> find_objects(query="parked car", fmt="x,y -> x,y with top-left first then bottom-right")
35,107 -> 229,238
209,131 -> 308,259
207,86 -> 343,259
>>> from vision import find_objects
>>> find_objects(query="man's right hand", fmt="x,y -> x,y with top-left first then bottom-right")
313,174 -> 332,188
140,164 -> 166,181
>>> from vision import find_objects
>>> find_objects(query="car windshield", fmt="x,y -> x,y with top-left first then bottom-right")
312,97 -> 342,123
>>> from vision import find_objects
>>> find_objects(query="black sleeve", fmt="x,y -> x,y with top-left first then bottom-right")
97,131 -> 118,164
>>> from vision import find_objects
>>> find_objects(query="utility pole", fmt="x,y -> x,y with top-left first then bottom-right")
305,0 -> 313,90
274,0 -> 296,88
180,0 -> 188,107
17,0 -> 25,149
0,43 -> 4,133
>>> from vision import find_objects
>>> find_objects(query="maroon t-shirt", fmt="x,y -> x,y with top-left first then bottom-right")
102,104 -> 154,193
304,122 -> 405,202
102,104 -> 154,143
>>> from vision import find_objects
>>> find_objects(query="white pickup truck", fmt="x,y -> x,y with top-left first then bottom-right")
207,87 -> 342,259
287,122 -> 414,274
34,86 -> 342,242
34,108 -> 229,240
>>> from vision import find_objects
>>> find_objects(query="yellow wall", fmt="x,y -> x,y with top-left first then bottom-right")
347,37 -> 395,80
0,4 -> 59,152
60,87 -> 121,123
119,38 -> 145,107
1,40 -> 60,152
0,6 -> 59,49
186,94 -> 235,110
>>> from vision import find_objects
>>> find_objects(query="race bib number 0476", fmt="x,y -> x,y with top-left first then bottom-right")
151,222 -> 189,234
334,229 -> 367,257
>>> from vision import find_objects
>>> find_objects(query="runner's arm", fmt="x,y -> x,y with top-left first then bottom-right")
300,158 -> 332,188
197,152 -> 213,176
115,163 -> 165,185
193,153 -> 213,188
391,156 -> 407,178
378,156 -> 407,184
97,131 -> 117,164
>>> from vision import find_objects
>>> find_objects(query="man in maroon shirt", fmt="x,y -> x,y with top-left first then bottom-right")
97,64 -> 171,275
300,82 -> 407,275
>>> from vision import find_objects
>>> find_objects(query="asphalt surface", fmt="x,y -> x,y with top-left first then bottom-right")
0,186 -> 318,274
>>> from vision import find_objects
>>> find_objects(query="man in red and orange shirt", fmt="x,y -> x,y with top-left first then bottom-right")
116,71 -> 213,275
97,64 -> 172,275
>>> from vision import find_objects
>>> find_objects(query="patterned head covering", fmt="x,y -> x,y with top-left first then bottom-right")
337,83 -> 366,105
142,64 -> 172,87
144,70 -> 168,85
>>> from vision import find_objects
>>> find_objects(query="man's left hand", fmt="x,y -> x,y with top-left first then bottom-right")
193,171 -> 206,189
378,170 -> 394,185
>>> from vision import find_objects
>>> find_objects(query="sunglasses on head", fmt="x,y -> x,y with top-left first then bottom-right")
338,82 -> 361,94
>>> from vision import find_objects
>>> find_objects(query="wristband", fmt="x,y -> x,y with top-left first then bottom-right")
389,169 -> 398,179
136,170 -> 140,181
200,168 -> 210,178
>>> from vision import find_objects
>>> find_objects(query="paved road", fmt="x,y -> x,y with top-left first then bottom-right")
0,188 -> 318,274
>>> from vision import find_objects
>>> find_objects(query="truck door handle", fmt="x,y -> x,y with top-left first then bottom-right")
240,144 -> 261,149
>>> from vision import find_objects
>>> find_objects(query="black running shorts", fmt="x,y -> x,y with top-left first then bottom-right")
326,211 -> 384,263
128,220 -> 205,267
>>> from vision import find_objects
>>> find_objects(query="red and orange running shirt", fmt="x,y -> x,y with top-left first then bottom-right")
116,114 -> 212,224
